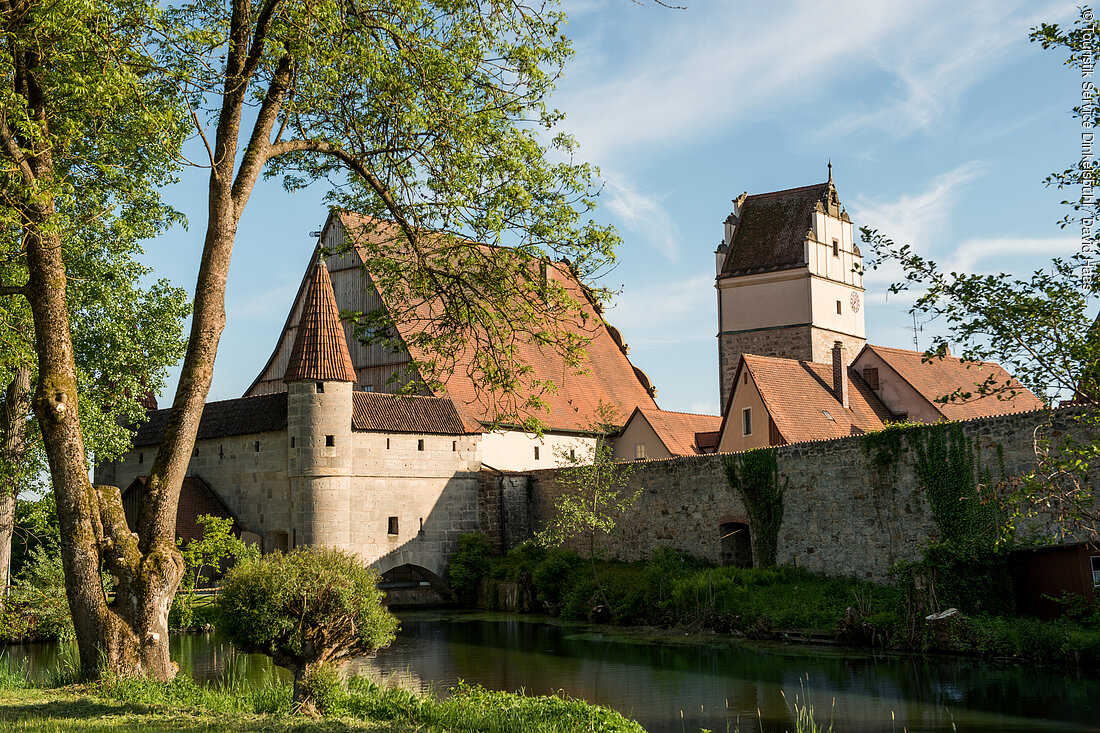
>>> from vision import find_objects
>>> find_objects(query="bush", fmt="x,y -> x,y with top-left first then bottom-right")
3,545 -> 74,642
216,546 -> 398,711
447,533 -> 493,602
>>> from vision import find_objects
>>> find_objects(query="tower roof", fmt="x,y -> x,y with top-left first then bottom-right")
719,181 -> 835,278
283,262 -> 356,383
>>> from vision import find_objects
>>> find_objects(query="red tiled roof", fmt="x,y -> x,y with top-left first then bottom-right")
336,213 -> 659,432
123,476 -> 237,545
352,391 -> 477,434
863,344 -> 1046,420
737,354 -> 893,444
695,430 -> 720,452
131,392 -> 287,447
284,263 -> 356,383
720,183 -> 830,278
635,408 -> 722,456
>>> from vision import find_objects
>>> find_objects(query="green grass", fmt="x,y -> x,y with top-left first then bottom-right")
0,673 -> 646,733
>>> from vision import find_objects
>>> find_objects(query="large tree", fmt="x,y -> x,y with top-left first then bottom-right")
5,0 -> 617,679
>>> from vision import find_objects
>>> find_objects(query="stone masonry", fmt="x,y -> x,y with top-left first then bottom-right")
523,407 -> 1075,583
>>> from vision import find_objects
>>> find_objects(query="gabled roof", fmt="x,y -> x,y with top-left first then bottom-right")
723,353 -> 893,444
284,262 -> 356,383
328,212 -> 659,432
131,392 -> 288,447
719,182 -> 831,278
628,407 -> 722,456
352,392 -> 477,434
861,344 -> 1046,420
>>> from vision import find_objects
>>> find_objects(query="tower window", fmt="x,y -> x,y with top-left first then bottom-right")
387,516 -> 399,536
291,436 -> 295,448
316,382 -> 324,393
254,441 -> 261,452
138,452 -> 143,464
417,438 -> 424,451
534,446 -> 540,460
325,435 -> 335,447
452,440 -> 457,451
832,238 -> 839,257
836,300 -> 842,315
742,408 -> 753,436
386,438 -> 390,450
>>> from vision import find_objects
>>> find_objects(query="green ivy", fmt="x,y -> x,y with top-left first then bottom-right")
722,448 -> 785,567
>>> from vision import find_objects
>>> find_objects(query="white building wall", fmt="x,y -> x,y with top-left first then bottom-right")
480,429 -> 594,471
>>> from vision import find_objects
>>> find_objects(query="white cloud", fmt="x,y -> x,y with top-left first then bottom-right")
606,273 -> 715,348
604,176 -> 681,261
945,236 -> 1078,273
850,161 -> 985,252
554,1 -> 1078,163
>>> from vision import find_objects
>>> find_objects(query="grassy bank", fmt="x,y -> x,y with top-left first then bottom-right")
0,669 -> 647,733
449,536 -> 1100,669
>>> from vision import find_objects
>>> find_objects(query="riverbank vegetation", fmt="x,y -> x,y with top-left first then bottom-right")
448,534 -> 1100,669
0,667 -> 647,732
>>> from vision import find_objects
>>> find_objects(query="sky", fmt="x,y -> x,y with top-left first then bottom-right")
145,0 -> 1085,417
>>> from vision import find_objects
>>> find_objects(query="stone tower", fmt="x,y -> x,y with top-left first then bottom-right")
714,167 -> 866,411
284,259 -> 357,549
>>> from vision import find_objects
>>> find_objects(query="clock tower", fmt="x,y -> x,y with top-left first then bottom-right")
714,166 -> 866,412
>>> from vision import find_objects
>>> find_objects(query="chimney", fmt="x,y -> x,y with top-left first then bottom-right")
832,341 -> 849,409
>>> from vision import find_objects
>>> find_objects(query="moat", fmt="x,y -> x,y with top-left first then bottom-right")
4,610 -> 1098,732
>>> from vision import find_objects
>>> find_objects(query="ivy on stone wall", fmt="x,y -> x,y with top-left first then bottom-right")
722,448 -> 785,567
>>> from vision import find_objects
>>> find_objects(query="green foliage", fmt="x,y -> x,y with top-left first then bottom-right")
10,493 -> 60,581
171,515 -> 258,629
446,532 -> 494,603
722,448 -> 785,567
299,664 -> 344,717
216,547 -> 398,674
2,545 -> 73,642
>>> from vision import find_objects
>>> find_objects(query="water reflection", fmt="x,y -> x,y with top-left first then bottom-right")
3,612 -> 1099,733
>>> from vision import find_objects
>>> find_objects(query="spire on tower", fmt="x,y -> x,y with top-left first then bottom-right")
284,259 -> 356,383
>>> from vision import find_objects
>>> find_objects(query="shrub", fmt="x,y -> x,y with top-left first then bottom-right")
447,533 -> 493,602
216,546 -> 398,712
4,545 -> 74,642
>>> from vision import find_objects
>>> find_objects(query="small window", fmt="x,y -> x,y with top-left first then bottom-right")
417,439 -> 424,451
315,382 -> 324,393
836,300 -> 842,315
386,438 -> 391,450
138,452 -> 144,464
534,446 -> 540,460
291,436 -> 295,448
634,443 -> 646,460
325,435 -> 335,447
219,445 -> 224,459
1092,556 -> 1100,588
363,385 -> 374,392
387,517 -> 399,536
822,410 -> 835,422
742,408 -> 752,436
832,238 -> 839,257
569,448 -> 576,460
254,441 -> 261,452
743,372 -> 748,385
863,367 -> 880,389
453,440 -> 458,451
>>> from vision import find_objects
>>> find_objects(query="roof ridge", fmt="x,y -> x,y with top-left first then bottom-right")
746,181 -> 828,200
641,407 -> 720,419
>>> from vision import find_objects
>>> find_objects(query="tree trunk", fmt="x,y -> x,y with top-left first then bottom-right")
0,366 -> 32,612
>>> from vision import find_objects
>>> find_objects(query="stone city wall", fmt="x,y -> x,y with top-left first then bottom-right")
524,408 -> 1073,583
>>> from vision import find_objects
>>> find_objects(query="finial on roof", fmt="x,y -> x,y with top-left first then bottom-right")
828,159 -> 833,184
284,261 -> 356,383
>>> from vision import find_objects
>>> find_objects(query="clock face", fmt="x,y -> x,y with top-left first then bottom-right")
850,292 -> 861,313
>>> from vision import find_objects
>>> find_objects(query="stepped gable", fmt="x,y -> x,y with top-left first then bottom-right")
634,408 -> 722,456
735,353 -> 892,444
352,391 -> 478,434
719,182 -> 829,278
335,213 -> 659,432
283,261 -> 356,383
131,392 -> 288,447
863,344 -> 1046,420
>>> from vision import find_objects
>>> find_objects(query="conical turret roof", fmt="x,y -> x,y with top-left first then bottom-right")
283,262 -> 356,383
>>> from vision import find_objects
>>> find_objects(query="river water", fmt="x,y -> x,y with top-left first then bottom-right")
3,610 -> 1099,732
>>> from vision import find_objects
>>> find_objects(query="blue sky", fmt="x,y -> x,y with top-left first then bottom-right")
146,0 -> 1083,417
